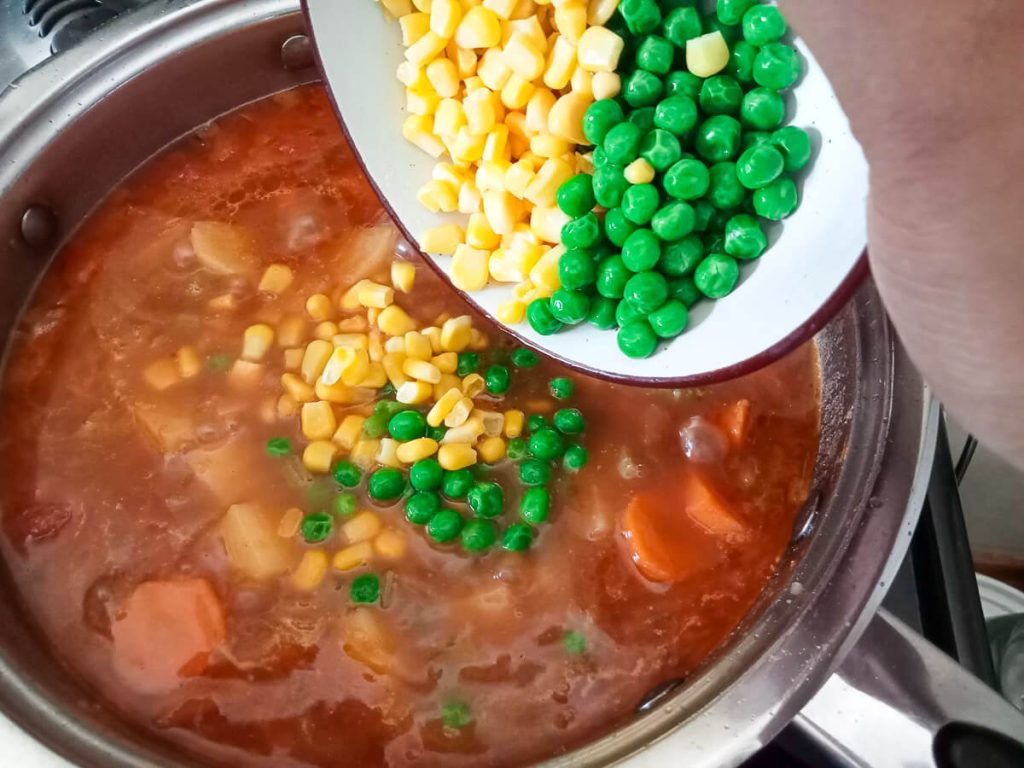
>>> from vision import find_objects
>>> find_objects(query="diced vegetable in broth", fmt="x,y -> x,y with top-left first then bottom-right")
221,503 -> 295,579
189,221 -> 257,276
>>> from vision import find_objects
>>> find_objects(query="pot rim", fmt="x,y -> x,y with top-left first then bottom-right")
0,2 -> 939,767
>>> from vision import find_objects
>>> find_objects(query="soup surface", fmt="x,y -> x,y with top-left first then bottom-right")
0,87 -> 819,767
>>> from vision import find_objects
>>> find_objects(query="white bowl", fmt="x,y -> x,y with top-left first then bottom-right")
303,1 -> 869,385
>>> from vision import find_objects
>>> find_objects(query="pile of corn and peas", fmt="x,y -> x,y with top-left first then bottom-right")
166,257 -> 590,602
383,0 -> 811,358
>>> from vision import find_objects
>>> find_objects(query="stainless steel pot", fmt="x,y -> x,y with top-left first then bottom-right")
0,2 -> 1019,766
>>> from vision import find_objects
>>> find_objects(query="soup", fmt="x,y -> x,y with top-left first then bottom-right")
0,87 -> 818,767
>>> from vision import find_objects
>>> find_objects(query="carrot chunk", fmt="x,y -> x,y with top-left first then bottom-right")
111,578 -> 226,693
682,473 -> 746,536
718,399 -> 751,448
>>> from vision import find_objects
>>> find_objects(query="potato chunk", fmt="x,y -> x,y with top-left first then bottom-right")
221,502 -> 296,579
190,221 -> 257,275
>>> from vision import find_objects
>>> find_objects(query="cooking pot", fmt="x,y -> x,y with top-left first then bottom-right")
0,2 -> 1020,766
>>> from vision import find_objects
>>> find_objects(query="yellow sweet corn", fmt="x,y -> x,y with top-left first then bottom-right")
282,372 -> 316,403
396,380 -> 434,404
525,88 -> 557,133
175,345 -> 202,379
445,396 -> 475,427
554,2 -> 586,43
423,325 -> 444,353
456,5 -> 502,48
301,401 -> 338,440
277,315 -> 307,348
381,0 -> 414,19
374,529 -> 407,559
277,393 -> 299,417
440,315 -> 473,351
315,379 -> 354,404
477,47 -> 513,90
242,324 -> 275,362
450,244 -> 491,290
406,30 -> 448,68
302,440 -> 337,473
625,157 -> 656,184
350,439 -> 381,470
462,372 -> 486,396
359,361 -> 389,388
357,281 -> 395,309
313,321 -> 340,340
333,414 -> 366,450
430,0 -> 462,38
524,157 -> 573,206
577,25 -> 623,72
396,437 -> 440,463
548,91 -> 590,144
466,212 -> 501,249
530,205 -> 571,244
529,244 -> 564,292
404,331 -> 433,360
428,387 -> 464,426
258,264 -> 294,294
399,12 -> 430,46
377,305 -> 418,337
496,298 -> 527,323
291,550 -> 330,591
432,351 -> 458,373
376,438 -> 403,468
687,32 -> 730,78
306,293 -> 334,321
482,125 -> 510,163
543,34 -> 577,89
403,114 -> 446,157
322,346 -> 370,387
333,541 -> 374,572
403,358 -> 443,383
442,413 -> 485,443
438,443 -> 478,470
587,0 -> 619,26
465,89 -> 497,135
391,262 -> 416,294
340,279 -> 371,310
418,179 -> 459,212
592,70 -> 621,100
277,506 -> 304,538
500,73 -> 535,110
478,435 -> 507,463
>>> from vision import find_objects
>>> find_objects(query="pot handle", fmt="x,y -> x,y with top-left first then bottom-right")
793,608 -> 1024,767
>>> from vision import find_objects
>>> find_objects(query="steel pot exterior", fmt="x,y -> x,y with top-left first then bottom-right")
0,1 -> 936,767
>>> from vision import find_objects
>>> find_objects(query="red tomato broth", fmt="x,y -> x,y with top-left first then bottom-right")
0,87 -> 820,767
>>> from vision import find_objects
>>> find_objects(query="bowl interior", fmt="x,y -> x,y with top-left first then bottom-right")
305,0 -> 871,385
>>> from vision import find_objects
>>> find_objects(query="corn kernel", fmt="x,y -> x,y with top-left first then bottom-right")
301,401 -> 338,440
278,315 -> 307,348
496,298 -> 527,323
477,47 -> 513,90
402,332 -> 430,361
142,358 -> 180,391
500,73 -> 535,110
424,58 -> 459,99
592,70 -> 621,100
291,550 -> 329,591
376,438 -> 403,468
406,30 -> 448,67
458,181 -> 484,213
455,5 -> 502,47
432,351 -> 458,374
384,336 -> 406,354
479,410 -> 506,436
478,435 -> 507,463
381,0 -> 414,18
543,33 -> 577,89
504,160 -> 536,200
450,244 -> 491,291
417,179 -> 460,212
396,380 -> 434,404
548,91 -> 590,144
524,157 -> 573,206
357,282 -> 395,309
430,0 -> 462,37
258,264 -> 294,294
374,305 -> 415,338
437,315 -> 471,352
525,88 -> 557,133
374,529 -> 408,559
423,326 -> 444,353
529,244 -> 564,292
277,393 -> 299,417
368,331 -> 385,362
383,352 -> 409,387
403,114 -> 447,157
483,0 -> 517,18
282,372 -> 317,403
577,25 -> 624,73
482,125 -> 510,163
302,440 -> 337,473
687,32 -> 730,78
391,261 -> 416,294
449,41 -> 478,78
333,541 -> 374,572
502,32 -> 545,81
305,293 -> 333,321
313,321 -> 340,341
505,111 -> 531,156
397,60 -> 425,87
442,414 -> 485,443
445,396 -> 475,427
587,0 -> 618,25
334,414 -> 366,450
399,12 -> 431,46
343,511 -> 383,544
460,213 -> 498,252
464,88 -> 498,135
361,362 -> 389,389
332,333 -> 369,351
280,348 -> 301,371
554,2 -> 586,42
278,507 -> 303,538
468,328 -> 489,350
530,205 -> 571,244
322,346 -> 371,387
340,280 -> 371,311
403,358 -> 443,383
298,341 -> 332,385
426,387 -> 463,427
439,443 -> 478,470
241,324 -> 274,362
570,64 -> 593,97
350,439 -> 380,469
396,437 -> 440,463
462,372 -> 486,396
173,346 -> 200,379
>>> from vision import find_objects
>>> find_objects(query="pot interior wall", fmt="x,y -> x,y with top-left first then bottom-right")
0,2 -> 924,767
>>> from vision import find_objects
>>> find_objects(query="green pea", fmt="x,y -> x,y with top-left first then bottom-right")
300,512 -> 333,543
695,253 -> 740,299
502,523 -> 534,551
374,399 -> 410,419
635,34 -> 674,74
461,519 -> 497,552
665,71 -> 703,100
549,376 -> 574,399
628,107 -> 657,135
265,437 -> 291,457
511,348 -> 539,368
704,232 -> 727,254
561,213 -> 602,250
639,129 -> 682,172
622,228 -> 661,272
427,508 -> 464,543
592,164 -> 629,209
649,299 -> 690,339
754,43 -> 802,90
620,0 -> 662,34
441,700 -> 472,729
724,214 -> 768,260
621,184 -> 661,226
410,458 -> 443,491
624,271 -> 669,314
558,248 -> 597,290
772,126 -> 812,172
557,174 -> 597,218
603,121 -> 644,165
668,276 -> 701,307
362,412 -> 389,439
553,408 -> 585,435
592,146 -> 609,168
664,158 -> 711,201
624,69 -> 664,108
484,364 -> 511,394
442,468 -> 473,499
549,289 -> 591,325
507,437 -> 529,460
519,487 -> 552,524
692,199 -> 715,232
699,75 -> 743,116
526,299 -> 564,336
653,96 -> 698,137
563,629 -> 588,655
618,320 -> 659,359
737,144 -> 785,189
704,14 -> 741,43
529,427 -> 566,460
753,176 -> 799,220
587,296 -> 618,330
334,493 -> 357,517
596,254 -> 632,299
616,298 -> 647,328
651,200 -> 696,242
332,460 -> 362,488
741,87 -> 786,131
527,414 -> 548,432
695,115 -> 742,163
604,208 -> 637,247
563,445 -> 589,472
583,99 -> 626,146
741,130 -> 772,152
743,4 -> 787,46
350,574 -> 380,604
716,0 -> 755,26
388,410 -> 427,441
368,467 -> 406,501
662,6 -> 703,48
427,424 -> 447,442
707,162 -> 747,209
205,353 -> 232,373
456,352 -> 479,376
728,40 -> 758,84
519,458 -> 551,486
406,491 -> 441,524
467,481 -> 504,519
658,234 -> 704,277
